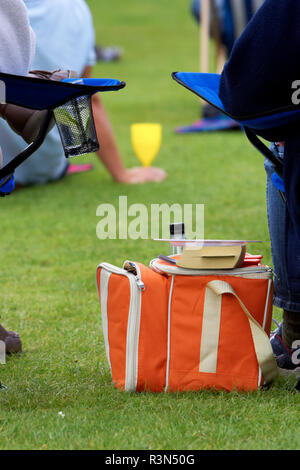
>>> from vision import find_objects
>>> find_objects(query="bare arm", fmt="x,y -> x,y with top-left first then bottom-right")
82,66 -> 166,183
82,66 -> 128,181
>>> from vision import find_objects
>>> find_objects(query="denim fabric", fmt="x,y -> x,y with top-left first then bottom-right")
265,144 -> 300,311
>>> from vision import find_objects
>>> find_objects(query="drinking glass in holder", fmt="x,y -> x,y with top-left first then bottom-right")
54,95 -> 99,158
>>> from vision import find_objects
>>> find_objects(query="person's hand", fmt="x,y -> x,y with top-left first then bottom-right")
116,167 -> 167,184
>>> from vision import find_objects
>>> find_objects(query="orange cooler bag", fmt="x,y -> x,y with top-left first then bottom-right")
96,258 -> 278,393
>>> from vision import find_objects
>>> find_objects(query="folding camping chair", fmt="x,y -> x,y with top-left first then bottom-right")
0,72 -> 125,363
172,69 -> 299,204
176,0 -> 264,134
0,72 -> 125,196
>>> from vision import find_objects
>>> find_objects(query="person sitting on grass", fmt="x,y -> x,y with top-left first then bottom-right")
0,0 -> 95,354
0,0 -> 37,353
0,0 -> 166,187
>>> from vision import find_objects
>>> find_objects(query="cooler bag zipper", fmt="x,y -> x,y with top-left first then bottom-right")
150,258 -> 273,279
98,262 -> 145,391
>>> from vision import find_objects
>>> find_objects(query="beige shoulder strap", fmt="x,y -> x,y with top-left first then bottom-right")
201,280 -> 278,384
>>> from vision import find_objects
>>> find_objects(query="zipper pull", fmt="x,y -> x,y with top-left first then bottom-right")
135,277 -> 145,291
124,261 -> 146,291
264,265 -> 274,274
133,264 -> 146,291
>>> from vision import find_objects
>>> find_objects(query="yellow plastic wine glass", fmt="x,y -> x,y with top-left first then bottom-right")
131,123 -> 162,167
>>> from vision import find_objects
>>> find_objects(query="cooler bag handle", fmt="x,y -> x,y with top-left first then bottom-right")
202,280 -> 278,384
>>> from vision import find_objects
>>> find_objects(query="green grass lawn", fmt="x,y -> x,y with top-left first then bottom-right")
0,0 -> 299,450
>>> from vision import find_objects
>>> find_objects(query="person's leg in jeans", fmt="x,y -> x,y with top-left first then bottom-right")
265,145 -> 300,372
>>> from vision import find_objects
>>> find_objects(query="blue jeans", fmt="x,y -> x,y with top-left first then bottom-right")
265,144 -> 300,311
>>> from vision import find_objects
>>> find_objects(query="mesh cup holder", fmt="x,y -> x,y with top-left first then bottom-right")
54,95 -> 99,158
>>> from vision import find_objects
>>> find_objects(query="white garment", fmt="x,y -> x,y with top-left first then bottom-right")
0,0 -> 96,185
0,0 -> 35,75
